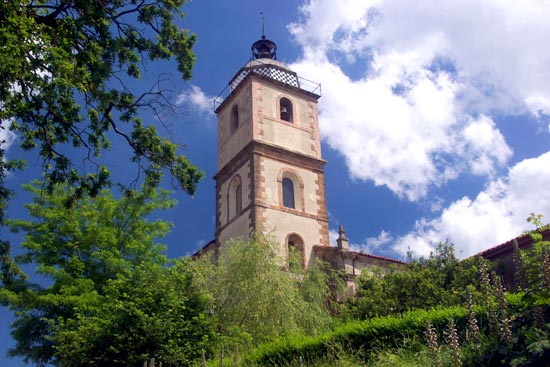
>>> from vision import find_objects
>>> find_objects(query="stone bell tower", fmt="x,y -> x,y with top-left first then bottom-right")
213,32 -> 329,267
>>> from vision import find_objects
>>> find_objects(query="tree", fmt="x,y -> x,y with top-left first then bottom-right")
0,0 -> 204,279
0,182 -> 215,366
0,0 -> 202,193
193,233 -> 338,350
52,260 -> 215,367
347,242 -> 491,319
515,214 -> 550,309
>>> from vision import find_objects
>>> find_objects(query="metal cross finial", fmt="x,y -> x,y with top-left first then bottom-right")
261,11 -> 265,39
251,13 -> 277,60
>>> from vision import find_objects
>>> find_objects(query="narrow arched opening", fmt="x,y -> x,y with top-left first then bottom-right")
282,177 -> 295,209
235,184 -> 242,214
227,175 -> 242,221
230,105 -> 239,133
279,97 -> 293,123
287,233 -> 305,271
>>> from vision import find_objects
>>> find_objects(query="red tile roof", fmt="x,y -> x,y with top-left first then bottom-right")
477,227 -> 550,259
313,245 -> 405,264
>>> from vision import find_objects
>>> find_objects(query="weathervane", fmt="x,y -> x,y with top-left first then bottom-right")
251,11 -> 277,60
261,11 -> 265,39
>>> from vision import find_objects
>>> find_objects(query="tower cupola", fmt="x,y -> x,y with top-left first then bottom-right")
251,35 -> 277,60
251,14 -> 277,60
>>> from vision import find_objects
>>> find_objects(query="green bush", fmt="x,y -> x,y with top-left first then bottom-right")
247,306 -> 479,366
346,242 -> 491,319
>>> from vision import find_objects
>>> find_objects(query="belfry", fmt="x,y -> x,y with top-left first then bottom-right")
212,32 -> 329,267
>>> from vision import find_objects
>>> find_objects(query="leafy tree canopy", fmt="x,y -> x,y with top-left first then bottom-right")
0,5 -> 205,360
347,242 -> 491,319
0,0 -> 203,224
193,233 -> 340,350
0,182 -> 214,366
52,260 -> 215,367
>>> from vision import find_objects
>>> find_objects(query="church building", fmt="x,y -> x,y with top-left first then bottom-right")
196,32 -> 403,284
192,31 -> 550,296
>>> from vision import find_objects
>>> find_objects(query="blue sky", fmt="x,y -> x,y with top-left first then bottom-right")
2,0 -> 550,365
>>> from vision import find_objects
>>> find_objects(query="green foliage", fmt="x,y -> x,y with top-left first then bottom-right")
0,182 -> 214,366
10,181 -> 172,276
52,260 -> 214,367
520,237 -> 550,307
0,1 -> 203,277
243,225 -> 550,366
0,0 -> 202,195
526,212 -> 546,230
488,226 -> 550,367
247,306 -> 475,366
193,233 -> 337,351
368,345 -> 433,367
347,242 -> 490,319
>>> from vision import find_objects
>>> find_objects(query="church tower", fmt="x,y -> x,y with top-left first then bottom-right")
213,33 -> 329,267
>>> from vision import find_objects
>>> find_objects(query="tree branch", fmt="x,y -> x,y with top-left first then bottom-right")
28,2 -> 68,28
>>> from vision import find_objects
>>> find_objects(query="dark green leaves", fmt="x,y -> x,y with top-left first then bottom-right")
348,242 -> 490,319
1,182 -> 214,366
0,0 -> 202,223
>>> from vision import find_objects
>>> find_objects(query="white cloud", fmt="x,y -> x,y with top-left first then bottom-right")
290,56 -> 511,200
459,115 -> 512,176
330,227 -> 393,255
289,0 -> 550,200
0,120 -> 16,155
328,228 -> 338,247
393,152 -> 550,259
177,85 -> 214,116
289,0 -> 377,56
294,0 -> 550,115
366,230 -> 393,247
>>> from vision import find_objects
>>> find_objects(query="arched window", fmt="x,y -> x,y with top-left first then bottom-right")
230,105 -> 239,133
278,170 -> 304,212
227,175 -> 242,221
282,177 -> 295,209
280,97 -> 293,123
287,233 -> 305,270
235,184 -> 242,214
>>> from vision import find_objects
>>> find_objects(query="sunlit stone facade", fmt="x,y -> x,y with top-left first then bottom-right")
214,50 -> 329,266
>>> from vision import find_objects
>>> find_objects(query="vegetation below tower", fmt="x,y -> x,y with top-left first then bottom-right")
212,222 -> 550,367
1,179 -> 549,366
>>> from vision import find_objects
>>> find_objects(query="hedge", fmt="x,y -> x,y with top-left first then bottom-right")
246,306 -> 485,366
